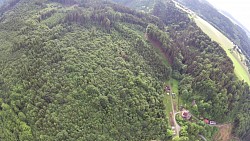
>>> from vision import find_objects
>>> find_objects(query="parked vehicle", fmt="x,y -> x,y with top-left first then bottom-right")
209,121 -> 216,125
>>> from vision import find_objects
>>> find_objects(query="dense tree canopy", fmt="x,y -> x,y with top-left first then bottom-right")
0,0 -> 249,140
148,0 -> 250,140
0,0 -> 171,140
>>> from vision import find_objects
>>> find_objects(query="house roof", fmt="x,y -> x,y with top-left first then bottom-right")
204,119 -> 209,124
181,110 -> 191,119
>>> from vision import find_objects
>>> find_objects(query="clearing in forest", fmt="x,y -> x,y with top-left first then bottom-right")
146,34 -> 180,125
213,124 -> 240,141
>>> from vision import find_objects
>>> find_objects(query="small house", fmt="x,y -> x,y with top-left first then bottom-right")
181,110 -> 192,120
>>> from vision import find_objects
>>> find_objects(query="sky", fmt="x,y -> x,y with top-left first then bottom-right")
206,0 -> 250,31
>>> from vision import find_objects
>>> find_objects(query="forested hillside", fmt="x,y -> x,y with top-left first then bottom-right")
114,0 -> 250,140
151,1 -> 250,140
0,0 -> 249,140
0,0 -> 172,140
176,0 -> 250,63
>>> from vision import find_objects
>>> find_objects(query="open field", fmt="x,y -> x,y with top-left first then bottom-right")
163,78 -> 181,127
194,16 -> 250,85
164,79 -> 181,113
163,89 -> 172,117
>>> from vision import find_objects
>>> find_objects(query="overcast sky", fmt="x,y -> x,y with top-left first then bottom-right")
206,0 -> 250,31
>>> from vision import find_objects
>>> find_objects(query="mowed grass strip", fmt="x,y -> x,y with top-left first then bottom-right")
194,16 -> 250,85
164,79 -> 181,113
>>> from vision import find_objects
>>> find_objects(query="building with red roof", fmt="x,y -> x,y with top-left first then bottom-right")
204,119 -> 209,124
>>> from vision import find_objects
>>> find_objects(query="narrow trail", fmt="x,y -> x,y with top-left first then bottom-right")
199,134 -> 207,141
170,91 -> 181,136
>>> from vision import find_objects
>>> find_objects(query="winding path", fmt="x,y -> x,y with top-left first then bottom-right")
170,89 -> 181,136
173,112 -> 181,136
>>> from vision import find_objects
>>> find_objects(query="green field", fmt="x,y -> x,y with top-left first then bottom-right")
164,79 -> 181,115
193,16 -> 250,85
163,91 -> 172,117
168,79 -> 179,94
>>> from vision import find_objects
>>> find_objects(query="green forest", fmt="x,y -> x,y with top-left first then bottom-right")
176,0 -> 250,71
0,0 -> 249,141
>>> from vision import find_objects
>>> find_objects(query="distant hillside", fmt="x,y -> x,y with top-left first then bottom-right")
220,10 -> 250,38
111,0 -> 155,12
176,0 -> 250,60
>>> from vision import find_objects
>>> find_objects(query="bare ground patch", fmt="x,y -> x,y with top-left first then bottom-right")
213,124 -> 240,141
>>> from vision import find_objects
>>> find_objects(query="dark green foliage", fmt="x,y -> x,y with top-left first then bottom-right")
146,17 -> 238,121
147,1 -> 250,139
152,0 -> 190,28
232,84 -> 250,141
176,114 -> 218,140
0,0 -> 249,140
0,0 -> 172,140
115,0 -> 250,139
